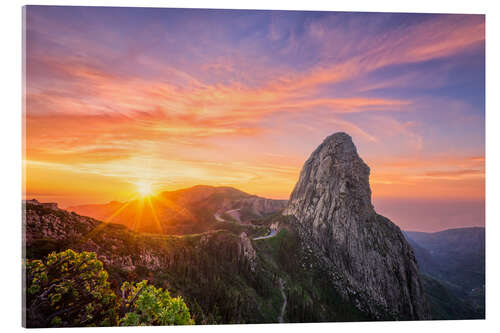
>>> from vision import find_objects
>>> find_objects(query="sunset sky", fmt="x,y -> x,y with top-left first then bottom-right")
23,6 -> 485,232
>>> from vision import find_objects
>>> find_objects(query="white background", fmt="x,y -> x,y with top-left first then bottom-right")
1,1 -> 498,332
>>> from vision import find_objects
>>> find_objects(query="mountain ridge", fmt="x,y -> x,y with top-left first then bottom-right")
404,226 -> 484,235
68,185 -> 287,235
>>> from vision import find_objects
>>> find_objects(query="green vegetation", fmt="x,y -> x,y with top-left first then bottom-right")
420,274 -> 483,320
142,231 -> 274,324
213,219 -> 266,237
26,249 -> 117,327
119,280 -> 193,326
253,226 -> 370,322
25,250 -> 193,327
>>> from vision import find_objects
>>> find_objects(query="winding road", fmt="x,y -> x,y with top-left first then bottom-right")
214,208 -> 241,223
278,278 -> 287,323
214,212 -> 225,222
214,209 -> 279,240
252,229 -> 278,240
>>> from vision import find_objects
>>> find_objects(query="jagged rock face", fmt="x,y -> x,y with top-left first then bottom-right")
238,232 -> 257,271
284,132 -> 430,320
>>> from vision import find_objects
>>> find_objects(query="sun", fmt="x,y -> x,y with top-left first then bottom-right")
135,181 -> 153,197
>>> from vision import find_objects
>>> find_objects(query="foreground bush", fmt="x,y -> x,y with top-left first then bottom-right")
25,249 -> 193,327
120,280 -> 194,325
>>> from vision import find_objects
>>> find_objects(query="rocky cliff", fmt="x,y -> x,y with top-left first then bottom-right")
284,132 -> 430,320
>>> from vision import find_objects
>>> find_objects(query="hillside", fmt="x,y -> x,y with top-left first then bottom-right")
68,185 -> 287,235
24,200 -> 371,324
404,227 -> 485,290
404,228 -> 485,319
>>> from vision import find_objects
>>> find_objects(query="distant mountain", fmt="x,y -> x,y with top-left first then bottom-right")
404,227 -> 485,290
68,185 -> 287,235
403,228 -> 485,319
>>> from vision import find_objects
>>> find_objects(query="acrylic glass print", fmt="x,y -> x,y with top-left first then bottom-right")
22,5 -> 485,327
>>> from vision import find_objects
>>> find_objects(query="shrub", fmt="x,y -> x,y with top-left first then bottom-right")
25,249 -> 117,327
25,249 -> 193,327
119,280 -> 194,325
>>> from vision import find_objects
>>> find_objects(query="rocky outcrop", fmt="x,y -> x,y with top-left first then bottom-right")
284,132 -> 430,320
238,232 -> 257,271
242,197 -> 287,216
24,202 -> 98,244
24,199 -> 59,210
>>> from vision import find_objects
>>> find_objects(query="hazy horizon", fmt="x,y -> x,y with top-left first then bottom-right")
23,7 -> 484,232
24,182 -> 484,233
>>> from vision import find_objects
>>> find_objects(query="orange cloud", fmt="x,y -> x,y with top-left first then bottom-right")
423,169 -> 483,179
368,152 -> 485,201
24,13 -> 484,208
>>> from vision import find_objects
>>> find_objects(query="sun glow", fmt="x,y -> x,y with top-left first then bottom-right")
136,181 -> 153,197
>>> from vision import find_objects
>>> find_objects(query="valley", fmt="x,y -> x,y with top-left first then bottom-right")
404,228 -> 485,319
